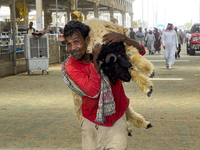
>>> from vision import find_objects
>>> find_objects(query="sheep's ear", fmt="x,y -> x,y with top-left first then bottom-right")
117,57 -> 132,68
85,36 -> 90,46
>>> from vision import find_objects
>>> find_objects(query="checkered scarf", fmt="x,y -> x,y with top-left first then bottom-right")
61,56 -> 116,124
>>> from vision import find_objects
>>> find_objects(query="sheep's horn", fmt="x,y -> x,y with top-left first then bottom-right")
105,53 -> 117,63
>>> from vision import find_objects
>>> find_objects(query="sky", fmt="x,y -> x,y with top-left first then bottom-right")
132,0 -> 200,28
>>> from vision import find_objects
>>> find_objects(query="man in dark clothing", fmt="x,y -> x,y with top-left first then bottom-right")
27,22 -> 36,34
129,28 -> 136,40
144,28 -> 148,47
154,27 -> 162,54
174,27 -> 183,58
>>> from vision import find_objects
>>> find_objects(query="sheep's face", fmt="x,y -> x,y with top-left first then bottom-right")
96,42 -> 132,85
65,31 -> 90,61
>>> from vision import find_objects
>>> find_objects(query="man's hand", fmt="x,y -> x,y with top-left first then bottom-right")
92,44 -> 102,74
102,31 -> 144,54
102,32 -> 126,45
163,45 -> 166,49
177,47 -> 179,50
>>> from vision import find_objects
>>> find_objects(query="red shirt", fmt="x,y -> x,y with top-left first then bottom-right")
140,45 -> 146,56
65,56 -> 130,127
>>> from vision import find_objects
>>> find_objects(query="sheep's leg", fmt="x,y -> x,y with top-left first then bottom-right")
129,68 -> 153,97
72,92 -> 83,124
129,54 -> 154,77
125,106 -> 152,129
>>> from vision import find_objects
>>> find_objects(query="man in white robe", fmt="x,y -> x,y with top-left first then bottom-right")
162,23 -> 179,70
145,30 -> 155,54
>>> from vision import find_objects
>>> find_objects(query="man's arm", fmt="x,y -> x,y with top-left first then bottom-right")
162,32 -> 166,49
92,44 -> 101,74
136,32 -> 144,38
102,32 -> 144,54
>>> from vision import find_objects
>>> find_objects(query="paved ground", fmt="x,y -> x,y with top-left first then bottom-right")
0,45 -> 200,150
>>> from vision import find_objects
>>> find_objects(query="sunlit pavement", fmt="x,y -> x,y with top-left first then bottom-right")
0,44 -> 200,150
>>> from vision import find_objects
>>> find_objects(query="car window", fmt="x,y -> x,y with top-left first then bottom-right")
192,25 -> 200,33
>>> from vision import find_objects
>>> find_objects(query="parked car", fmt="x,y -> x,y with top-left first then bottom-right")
186,24 -> 200,55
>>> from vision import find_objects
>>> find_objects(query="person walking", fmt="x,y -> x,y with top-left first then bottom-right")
144,28 -> 148,47
129,27 -> 136,40
145,30 -> 155,54
162,23 -> 179,70
154,28 -> 162,54
136,27 -> 144,45
62,20 -> 145,150
174,27 -> 183,58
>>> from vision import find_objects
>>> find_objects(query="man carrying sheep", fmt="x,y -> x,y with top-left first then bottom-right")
63,20 -> 145,150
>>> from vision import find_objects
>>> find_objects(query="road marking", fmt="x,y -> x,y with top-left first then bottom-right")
149,119 -> 200,122
150,78 -> 183,81
149,60 -> 189,62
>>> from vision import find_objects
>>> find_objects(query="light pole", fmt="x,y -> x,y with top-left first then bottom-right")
147,0 -> 149,27
142,0 -> 143,28
153,1 -> 154,28
12,0 -> 16,74
199,0 -> 200,22
164,10 -> 166,26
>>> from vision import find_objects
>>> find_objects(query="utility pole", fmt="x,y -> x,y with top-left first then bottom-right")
199,0 -> 200,22
12,0 -> 17,74
147,0 -> 149,27
155,4 -> 158,27
142,0 -> 143,28
56,0 -> 60,63
56,0 -> 58,33
164,10 -> 166,26
153,1 -> 154,28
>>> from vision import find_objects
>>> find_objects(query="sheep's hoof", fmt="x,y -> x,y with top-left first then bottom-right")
147,86 -> 153,97
128,131 -> 132,137
146,123 -> 153,129
150,70 -> 155,78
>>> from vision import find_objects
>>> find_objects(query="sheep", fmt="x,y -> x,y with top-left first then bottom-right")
66,19 -> 155,133
84,19 -> 154,96
96,41 -> 132,85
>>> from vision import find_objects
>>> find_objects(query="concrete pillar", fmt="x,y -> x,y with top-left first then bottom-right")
93,3 -> 99,18
129,13 -> 133,28
36,0 -> 43,30
109,7 -> 114,21
82,10 -> 89,20
43,4 -> 49,30
120,11 -> 125,26
70,0 -> 77,11
59,16 -> 62,23
65,8 -> 71,22
53,15 -> 56,25
64,14 -> 67,24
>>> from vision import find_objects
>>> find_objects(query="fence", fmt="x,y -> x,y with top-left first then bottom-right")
0,33 -> 66,78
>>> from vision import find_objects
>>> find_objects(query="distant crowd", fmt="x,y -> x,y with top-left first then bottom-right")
128,26 -> 190,56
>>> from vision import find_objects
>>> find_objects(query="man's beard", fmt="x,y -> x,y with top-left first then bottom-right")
70,48 -> 83,60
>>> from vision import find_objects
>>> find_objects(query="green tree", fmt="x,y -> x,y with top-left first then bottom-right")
184,22 -> 192,29
136,19 -> 148,28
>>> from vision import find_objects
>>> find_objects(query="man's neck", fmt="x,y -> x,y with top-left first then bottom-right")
80,53 -> 91,63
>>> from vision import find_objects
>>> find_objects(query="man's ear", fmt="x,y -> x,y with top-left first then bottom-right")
85,36 -> 90,46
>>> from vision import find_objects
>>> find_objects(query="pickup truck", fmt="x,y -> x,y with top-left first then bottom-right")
186,23 -> 200,55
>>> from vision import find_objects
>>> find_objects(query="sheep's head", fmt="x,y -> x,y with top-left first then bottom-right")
96,42 -> 132,85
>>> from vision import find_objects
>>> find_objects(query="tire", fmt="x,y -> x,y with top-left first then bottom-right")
187,43 -> 190,54
190,48 -> 195,55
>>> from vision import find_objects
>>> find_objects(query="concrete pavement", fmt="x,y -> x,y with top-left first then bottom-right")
0,46 -> 200,150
